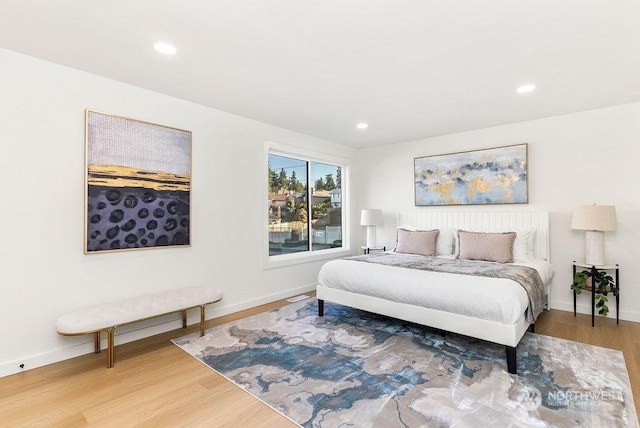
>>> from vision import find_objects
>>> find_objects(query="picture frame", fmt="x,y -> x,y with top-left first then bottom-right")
414,143 -> 528,206
85,110 -> 192,253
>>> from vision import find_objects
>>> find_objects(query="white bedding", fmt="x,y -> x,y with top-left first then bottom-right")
317,253 -> 553,325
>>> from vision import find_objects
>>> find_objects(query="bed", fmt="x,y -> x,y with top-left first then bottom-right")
316,211 -> 553,374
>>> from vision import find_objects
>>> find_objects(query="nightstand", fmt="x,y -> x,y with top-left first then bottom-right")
361,246 -> 385,254
572,261 -> 620,327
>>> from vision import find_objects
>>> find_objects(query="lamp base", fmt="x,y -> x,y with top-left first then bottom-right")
584,230 -> 605,266
366,226 -> 377,249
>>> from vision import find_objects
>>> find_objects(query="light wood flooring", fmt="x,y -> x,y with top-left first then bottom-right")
1,297 -> 639,427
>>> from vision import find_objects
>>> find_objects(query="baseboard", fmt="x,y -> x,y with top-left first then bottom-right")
549,299 -> 640,323
0,283 -> 317,379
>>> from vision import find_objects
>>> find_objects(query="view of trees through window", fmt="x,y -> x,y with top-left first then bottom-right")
268,153 -> 342,256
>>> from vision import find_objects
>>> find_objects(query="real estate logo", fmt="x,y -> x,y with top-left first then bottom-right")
517,386 -> 542,411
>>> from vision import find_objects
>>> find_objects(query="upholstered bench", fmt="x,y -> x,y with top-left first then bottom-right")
56,285 -> 222,368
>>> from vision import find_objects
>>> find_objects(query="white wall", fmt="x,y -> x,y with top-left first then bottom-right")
356,102 -> 640,322
0,49 -> 357,377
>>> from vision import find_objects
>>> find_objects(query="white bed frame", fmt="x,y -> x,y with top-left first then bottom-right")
316,211 -> 550,374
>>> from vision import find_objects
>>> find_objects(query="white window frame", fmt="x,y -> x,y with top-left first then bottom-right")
265,141 -> 351,269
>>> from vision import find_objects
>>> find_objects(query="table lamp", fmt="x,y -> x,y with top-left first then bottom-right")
360,209 -> 383,248
571,204 -> 617,266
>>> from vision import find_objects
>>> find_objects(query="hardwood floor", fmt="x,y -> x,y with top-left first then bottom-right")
1,298 -> 299,428
1,298 -> 638,427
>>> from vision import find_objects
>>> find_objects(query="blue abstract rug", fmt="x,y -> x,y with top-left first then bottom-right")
173,299 -> 638,427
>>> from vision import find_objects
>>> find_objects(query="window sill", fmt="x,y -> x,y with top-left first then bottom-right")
264,248 -> 352,270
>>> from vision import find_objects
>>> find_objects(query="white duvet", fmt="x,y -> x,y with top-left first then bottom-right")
317,253 -> 553,325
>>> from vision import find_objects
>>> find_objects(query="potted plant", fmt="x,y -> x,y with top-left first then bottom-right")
571,269 -> 618,316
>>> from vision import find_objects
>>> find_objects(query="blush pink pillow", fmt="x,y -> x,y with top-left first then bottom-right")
395,229 -> 439,256
457,230 -> 516,263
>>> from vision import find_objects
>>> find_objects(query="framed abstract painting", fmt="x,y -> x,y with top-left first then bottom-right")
414,143 -> 528,206
85,110 -> 192,253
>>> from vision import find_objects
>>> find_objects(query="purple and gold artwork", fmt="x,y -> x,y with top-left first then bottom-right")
414,143 -> 528,206
85,110 -> 191,253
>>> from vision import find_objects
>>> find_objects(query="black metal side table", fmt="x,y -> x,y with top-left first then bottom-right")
572,261 -> 619,327
361,246 -> 386,254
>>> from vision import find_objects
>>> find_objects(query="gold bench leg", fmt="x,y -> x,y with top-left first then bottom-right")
182,309 -> 187,329
106,327 -> 117,368
94,331 -> 101,353
200,305 -> 206,337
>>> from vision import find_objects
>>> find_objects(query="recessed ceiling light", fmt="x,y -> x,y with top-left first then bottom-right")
516,84 -> 536,94
154,42 -> 177,55
356,123 -> 368,129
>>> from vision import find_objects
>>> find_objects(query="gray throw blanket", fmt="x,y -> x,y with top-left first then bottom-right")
346,252 -> 546,323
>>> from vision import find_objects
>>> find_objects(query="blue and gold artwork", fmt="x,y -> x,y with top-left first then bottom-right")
415,144 -> 528,206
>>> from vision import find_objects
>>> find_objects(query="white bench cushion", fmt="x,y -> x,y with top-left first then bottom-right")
57,285 -> 223,334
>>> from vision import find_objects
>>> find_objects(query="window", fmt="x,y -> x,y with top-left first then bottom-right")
267,150 -> 345,260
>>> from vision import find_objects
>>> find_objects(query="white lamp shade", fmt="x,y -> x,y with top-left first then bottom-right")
571,205 -> 617,231
360,209 -> 384,227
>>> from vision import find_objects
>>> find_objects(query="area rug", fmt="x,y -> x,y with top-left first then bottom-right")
173,300 -> 638,427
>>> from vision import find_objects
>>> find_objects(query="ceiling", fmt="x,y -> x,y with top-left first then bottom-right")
1,0 -> 639,148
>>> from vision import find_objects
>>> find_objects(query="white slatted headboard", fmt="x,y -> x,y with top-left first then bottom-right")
398,211 -> 550,261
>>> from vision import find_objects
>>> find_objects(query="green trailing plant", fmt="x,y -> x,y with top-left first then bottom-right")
571,269 -> 618,316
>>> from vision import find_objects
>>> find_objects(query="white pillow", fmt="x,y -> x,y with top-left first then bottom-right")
512,229 -> 536,262
436,228 -> 455,256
